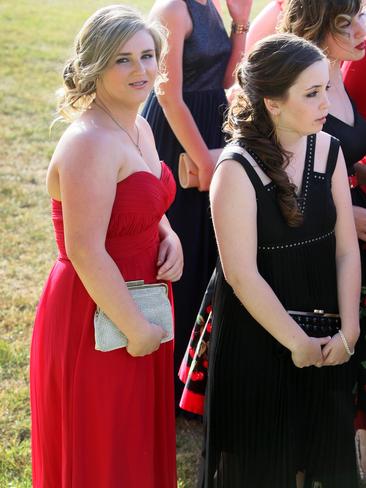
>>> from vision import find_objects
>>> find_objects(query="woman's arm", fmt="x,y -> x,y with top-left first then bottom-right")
222,0 -> 253,88
245,1 -> 282,55
152,0 -> 222,191
322,147 -> 361,364
55,128 -> 165,357
210,158 -> 331,368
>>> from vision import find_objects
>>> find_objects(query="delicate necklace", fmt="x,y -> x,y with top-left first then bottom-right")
94,100 -> 143,157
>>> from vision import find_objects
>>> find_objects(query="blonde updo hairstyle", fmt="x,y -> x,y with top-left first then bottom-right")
280,0 -> 362,49
57,4 -> 167,121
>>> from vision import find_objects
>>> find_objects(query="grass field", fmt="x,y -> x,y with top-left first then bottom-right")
0,1 -> 266,486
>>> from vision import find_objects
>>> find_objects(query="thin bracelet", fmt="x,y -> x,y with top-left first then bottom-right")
231,21 -> 250,35
338,329 -> 355,356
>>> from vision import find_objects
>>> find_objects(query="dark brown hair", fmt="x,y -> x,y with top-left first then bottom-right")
225,33 -> 325,227
280,0 -> 362,47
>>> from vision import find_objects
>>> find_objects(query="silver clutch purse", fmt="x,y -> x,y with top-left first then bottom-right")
94,280 -> 174,352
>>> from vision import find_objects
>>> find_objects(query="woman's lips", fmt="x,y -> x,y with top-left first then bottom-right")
355,41 -> 366,50
316,115 -> 328,124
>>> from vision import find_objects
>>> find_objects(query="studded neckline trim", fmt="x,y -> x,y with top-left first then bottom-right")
244,134 -> 316,214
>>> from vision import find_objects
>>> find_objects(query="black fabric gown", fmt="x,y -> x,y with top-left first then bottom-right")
324,103 -> 366,417
142,0 -> 231,405
201,135 -> 358,487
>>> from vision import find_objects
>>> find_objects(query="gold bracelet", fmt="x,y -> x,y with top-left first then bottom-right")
231,21 -> 250,35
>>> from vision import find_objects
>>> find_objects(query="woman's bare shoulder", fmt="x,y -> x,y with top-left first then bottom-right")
150,0 -> 190,24
51,118 -> 123,176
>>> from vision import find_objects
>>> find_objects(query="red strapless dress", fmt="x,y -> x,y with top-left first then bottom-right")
343,56 -> 366,120
30,163 -> 177,488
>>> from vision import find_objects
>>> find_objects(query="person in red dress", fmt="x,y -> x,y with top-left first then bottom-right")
30,5 -> 183,487
343,55 -> 366,119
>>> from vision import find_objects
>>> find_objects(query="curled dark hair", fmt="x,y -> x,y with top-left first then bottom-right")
280,0 -> 362,47
225,33 -> 325,227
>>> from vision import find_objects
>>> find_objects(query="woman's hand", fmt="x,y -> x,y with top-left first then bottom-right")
291,336 -> 331,368
156,231 -> 183,281
198,161 -> 214,192
226,0 -> 253,23
127,322 -> 167,357
353,205 -> 366,241
322,331 -> 356,366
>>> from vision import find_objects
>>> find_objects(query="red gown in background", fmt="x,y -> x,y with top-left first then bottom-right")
343,56 -> 366,119
30,163 -> 177,488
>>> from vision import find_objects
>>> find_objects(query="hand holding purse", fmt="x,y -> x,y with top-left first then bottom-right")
94,280 -> 174,352
178,148 -> 223,189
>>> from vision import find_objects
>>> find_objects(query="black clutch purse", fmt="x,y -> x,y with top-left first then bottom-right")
288,309 -> 340,338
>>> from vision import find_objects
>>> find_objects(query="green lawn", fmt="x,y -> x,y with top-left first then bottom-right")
0,1 -> 267,486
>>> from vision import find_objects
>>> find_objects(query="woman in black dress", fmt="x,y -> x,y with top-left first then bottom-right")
142,0 -> 253,406
202,34 -> 360,488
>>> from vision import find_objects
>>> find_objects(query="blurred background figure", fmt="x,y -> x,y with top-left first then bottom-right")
245,0 -> 285,54
142,0 -> 253,410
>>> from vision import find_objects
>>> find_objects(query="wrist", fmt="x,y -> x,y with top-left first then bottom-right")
231,20 -> 250,35
128,319 -> 151,343
338,329 -> 356,356
286,328 -> 309,353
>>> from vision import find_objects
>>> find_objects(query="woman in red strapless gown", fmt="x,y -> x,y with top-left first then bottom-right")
30,6 -> 182,488
343,56 -> 366,119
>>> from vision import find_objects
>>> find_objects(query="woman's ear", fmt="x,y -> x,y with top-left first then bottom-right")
263,97 -> 281,116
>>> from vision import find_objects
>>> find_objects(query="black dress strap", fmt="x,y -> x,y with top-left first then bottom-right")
325,136 -> 340,176
217,146 -> 267,194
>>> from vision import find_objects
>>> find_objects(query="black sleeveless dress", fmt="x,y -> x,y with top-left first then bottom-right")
201,135 -> 357,488
142,0 -> 231,404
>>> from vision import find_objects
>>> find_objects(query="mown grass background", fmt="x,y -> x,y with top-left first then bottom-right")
0,1 -> 266,486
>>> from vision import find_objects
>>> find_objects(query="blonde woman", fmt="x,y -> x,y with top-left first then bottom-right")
30,6 -> 183,487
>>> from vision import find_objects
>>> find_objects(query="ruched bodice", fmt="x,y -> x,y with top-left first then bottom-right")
52,163 -> 175,263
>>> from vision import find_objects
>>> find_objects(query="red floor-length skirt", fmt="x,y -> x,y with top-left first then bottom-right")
31,165 -> 177,487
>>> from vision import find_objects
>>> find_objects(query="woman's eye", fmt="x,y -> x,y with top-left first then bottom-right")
306,91 -> 318,98
116,58 -> 129,64
142,54 -> 154,60
326,84 -> 331,91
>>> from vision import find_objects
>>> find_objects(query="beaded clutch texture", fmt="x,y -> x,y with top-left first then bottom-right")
94,280 -> 173,352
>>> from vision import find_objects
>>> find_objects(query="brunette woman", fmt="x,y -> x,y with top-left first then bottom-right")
201,34 -> 360,488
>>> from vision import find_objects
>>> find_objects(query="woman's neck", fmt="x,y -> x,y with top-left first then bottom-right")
328,58 -> 343,87
94,94 -> 139,132
275,127 -> 304,152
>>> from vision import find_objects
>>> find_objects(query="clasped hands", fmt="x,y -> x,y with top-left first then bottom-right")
291,332 -> 353,369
